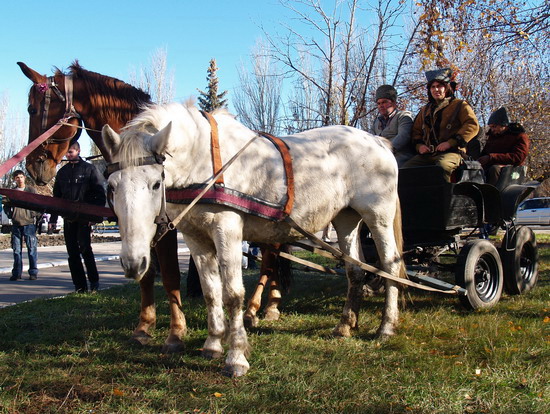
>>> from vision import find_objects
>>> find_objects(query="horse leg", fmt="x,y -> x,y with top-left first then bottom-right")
243,273 -> 268,328
331,212 -> 365,338
155,229 -> 187,353
262,245 -> 283,321
186,235 -> 226,361
214,221 -> 250,377
367,202 -> 404,339
244,245 -> 280,327
263,277 -> 282,321
265,244 -> 293,321
131,265 -> 156,345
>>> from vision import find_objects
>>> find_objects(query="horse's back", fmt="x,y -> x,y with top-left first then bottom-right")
284,125 -> 397,190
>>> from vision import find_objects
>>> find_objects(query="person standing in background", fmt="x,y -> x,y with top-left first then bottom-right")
5,170 -> 39,281
50,142 -> 106,293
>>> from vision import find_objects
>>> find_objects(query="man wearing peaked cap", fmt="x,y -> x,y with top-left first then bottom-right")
370,85 -> 414,166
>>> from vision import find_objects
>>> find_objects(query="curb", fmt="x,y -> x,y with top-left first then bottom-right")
0,254 -> 121,275
0,247 -> 189,275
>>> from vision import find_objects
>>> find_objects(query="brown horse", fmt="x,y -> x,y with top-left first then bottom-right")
19,61 -> 288,344
19,61 -> 186,352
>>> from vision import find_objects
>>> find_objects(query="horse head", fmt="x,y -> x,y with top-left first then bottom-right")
18,62 -> 82,185
102,122 -> 172,281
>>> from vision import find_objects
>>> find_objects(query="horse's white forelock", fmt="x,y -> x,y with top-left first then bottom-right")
115,102 -> 185,168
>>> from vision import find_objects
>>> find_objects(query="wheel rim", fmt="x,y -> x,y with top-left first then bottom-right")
519,243 -> 536,284
474,253 -> 500,302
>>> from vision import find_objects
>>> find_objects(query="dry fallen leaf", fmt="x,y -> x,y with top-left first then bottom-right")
113,388 -> 124,397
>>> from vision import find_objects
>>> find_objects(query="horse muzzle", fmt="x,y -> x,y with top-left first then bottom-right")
120,255 -> 150,281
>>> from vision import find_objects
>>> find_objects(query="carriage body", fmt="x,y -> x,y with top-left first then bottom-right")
390,164 -> 539,309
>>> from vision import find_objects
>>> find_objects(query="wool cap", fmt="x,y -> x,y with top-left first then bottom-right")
425,68 -> 452,83
375,85 -> 397,102
488,107 -> 509,126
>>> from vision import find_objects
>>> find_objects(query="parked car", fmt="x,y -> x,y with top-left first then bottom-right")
516,197 -> 550,225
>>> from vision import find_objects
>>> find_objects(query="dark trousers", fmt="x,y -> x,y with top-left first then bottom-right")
63,220 -> 99,291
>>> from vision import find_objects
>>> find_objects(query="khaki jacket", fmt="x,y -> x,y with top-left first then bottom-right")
411,98 -> 479,153
5,186 -> 39,226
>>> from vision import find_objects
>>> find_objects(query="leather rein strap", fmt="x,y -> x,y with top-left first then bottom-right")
0,75 -> 82,179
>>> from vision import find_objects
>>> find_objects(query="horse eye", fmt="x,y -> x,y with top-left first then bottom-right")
152,181 -> 161,190
27,105 -> 37,115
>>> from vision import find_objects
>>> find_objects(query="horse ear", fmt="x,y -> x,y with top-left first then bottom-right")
150,122 -> 172,156
17,62 -> 46,84
102,124 -> 122,156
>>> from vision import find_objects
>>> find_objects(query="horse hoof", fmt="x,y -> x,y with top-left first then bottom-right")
221,364 -> 249,378
332,324 -> 352,338
202,349 -> 224,360
129,332 -> 153,346
375,328 -> 395,341
243,315 -> 259,328
263,309 -> 280,321
161,341 -> 185,354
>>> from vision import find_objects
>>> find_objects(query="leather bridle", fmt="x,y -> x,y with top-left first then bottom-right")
35,75 -> 82,145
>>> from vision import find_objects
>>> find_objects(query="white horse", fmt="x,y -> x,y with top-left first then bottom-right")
102,102 -> 405,377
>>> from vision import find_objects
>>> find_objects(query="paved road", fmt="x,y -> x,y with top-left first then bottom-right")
0,234 -> 190,308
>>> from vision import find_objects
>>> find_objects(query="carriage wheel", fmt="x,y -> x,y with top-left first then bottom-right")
500,226 -> 539,295
455,239 -> 503,310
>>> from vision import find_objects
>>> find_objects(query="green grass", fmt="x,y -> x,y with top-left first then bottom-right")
0,239 -> 548,413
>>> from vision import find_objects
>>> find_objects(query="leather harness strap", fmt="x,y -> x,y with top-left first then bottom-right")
197,111 -> 295,218
200,111 -> 224,185
257,131 -> 295,217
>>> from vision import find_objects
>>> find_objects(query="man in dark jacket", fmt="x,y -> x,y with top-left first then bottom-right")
5,170 -> 40,281
478,107 -> 530,186
50,142 -> 106,292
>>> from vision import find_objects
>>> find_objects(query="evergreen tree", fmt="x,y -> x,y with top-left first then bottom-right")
197,59 -> 228,112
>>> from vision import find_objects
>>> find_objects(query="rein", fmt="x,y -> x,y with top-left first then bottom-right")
0,75 -> 85,179
0,116 -> 72,179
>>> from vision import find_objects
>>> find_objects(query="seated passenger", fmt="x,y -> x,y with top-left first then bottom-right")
477,107 -> 530,186
370,85 -> 414,166
403,68 -> 480,182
